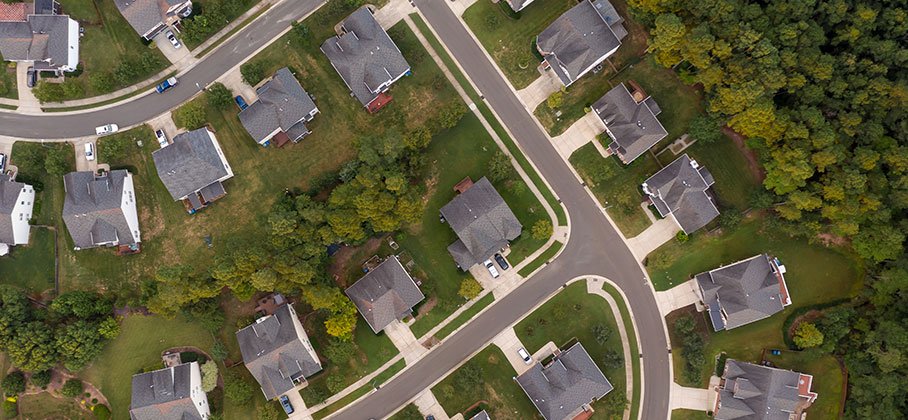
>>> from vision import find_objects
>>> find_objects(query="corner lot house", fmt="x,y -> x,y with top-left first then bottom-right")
239,67 -> 319,147
0,174 -> 35,256
516,342 -> 613,420
129,361 -> 210,420
642,154 -> 719,234
152,127 -> 233,213
62,170 -> 141,251
593,82 -> 668,164
320,6 -> 411,113
236,303 -> 322,400
536,0 -> 626,87
440,177 -> 522,270
0,0 -> 79,74
114,0 -> 192,40
345,255 -> 424,333
715,359 -> 818,420
696,254 -> 791,331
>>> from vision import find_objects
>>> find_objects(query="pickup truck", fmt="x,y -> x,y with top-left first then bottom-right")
156,77 -> 178,93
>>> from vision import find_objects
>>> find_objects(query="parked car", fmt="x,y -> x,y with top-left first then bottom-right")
0,154 -> 6,172
155,129 -> 168,148
279,395 -> 294,415
494,253 -> 509,270
234,95 -> 248,110
84,143 -> 94,161
484,259 -> 500,279
95,124 -> 118,136
517,347 -> 532,364
156,77 -> 178,93
165,30 -> 181,49
26,67 -> 36,88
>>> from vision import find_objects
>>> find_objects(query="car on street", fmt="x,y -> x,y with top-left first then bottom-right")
165,30 -> 181,49
155,129 -> 169,148
84,143 -> 94,161
518,347 -> 532,364
95,124 -> 118,136
494,253 -> 509,270
156,77 -> 178,93
26,67 -> 36,88
235,95 -> 248,110
484,259 -> 500,279
279,395 -> 294,415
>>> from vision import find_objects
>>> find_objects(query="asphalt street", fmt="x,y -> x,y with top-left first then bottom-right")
332,2 -> 671,420
0,0 -> 324,139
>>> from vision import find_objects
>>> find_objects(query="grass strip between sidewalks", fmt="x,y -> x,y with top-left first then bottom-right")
517,240 -> 563,277
434,293 -> 495,340
196,5 -> 273,58
310,359 -> 407,420
602,281 -> 641,420
409,13 -> 567,226
42,72 -> 178,113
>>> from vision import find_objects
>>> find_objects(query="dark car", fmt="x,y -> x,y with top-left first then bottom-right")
155,77 -> 178,93
26,67 -> 36,88
235,95 -> 248,110
279,395 -> 294,415
494,253 -> 509,270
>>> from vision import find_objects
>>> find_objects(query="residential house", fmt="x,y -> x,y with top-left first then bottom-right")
516,342 -> 613,420
114,0 -> 192,40
239,67 -> 319,147
320,6 -> 411,113
714,359 -> 818,420
439,177 -> 522,270
345,255 -> 424,333
536,0 -> 626,87
0,174 -> 35,256
0,0 -> 79,74
62,170 -> 141,251
503,0 -> 534,12
642,154 -> 719,234
696,254 -> 792,332
152,127 -> 234,213
129,361 -> 210,420
236,303 -> 322,400
593,82 -> 668,164
469,410 -> 491,420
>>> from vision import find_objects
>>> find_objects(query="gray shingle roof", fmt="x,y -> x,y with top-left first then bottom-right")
236,304 -> 322,400
152,128 -> 231,201
504,0 -> 533,12
0,14 -> 73,69
238,67 -> 318,144
642,154 -> 719,233
114,0 -> 186,38
696,254 -> 788,331
0,175 -> 31,245
469,410 -> 491,420
439,177 -> 522,269
62,170 -> 139,249
516,342 -> 613,420
593,83 -> 668,164
129,362 -> 204,420
345,256 -> 425,333
536,0 -> 625,86
716,360 -> 813,420
320,6 -> 411,106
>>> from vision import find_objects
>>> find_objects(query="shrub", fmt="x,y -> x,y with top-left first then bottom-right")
793,323 -> 824,349
89,72 -> 114,93
98,317 -> 121,340
593,324 -> 612,345
674,315 -> 705,383
200,362 -> 219,392
258,402 -> 282,420
324,339 -> 357,366
483,13 -> 499,30
531,219 -> 553,240
675,231 -> 689,243
326,375 -> 346,394
2,400 -> 16,417
98,134 -> 134,164
211,341 -> 229,361
602,348 -> 623,370
2,371 -> 25,395
32,81 -> 66,103
92,404 -> 111,420
30,370 -> 52,389
180,352 -> 200,363
223,372 -> 253,403
241,61 -> 267,86
546,91 -> 563,109
487,151 -> 516,182
453,364 -> 483,391
458,278 -> 483,300
173,100 -> 207,130
61,379 -> 83,398
688,114 -> 725,144
290,21 -> 310,45
206,82 -> 233,110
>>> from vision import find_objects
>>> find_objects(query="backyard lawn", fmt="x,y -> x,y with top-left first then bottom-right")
763,351 -> 844,419
0,227 -> 55,294
16,393 -> 93,419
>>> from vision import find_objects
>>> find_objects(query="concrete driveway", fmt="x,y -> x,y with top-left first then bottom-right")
385,321 -> 427,364
16,63 -> 40,113
655,279 -> 702,315
516,70 -> 561,111
625,217 -> 681,261
283,387 -> 313,420
147,113 -> 181,145
153,29 -> 193,65
218,67 -> 258,106
492,327 -> 557,376
72,137 -> 98,172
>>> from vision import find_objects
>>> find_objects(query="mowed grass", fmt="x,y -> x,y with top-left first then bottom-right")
433,345 -> 541,419
17,393 -> 93,419
671,409 -> 710,420
0,227 -> 55,294
435,293 -> 494,341
0,67 -> 17,100
764,351 -> 844,418
80,314 -> 215,418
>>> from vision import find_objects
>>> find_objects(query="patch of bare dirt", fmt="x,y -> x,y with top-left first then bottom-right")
415,296 -> 438,319
787,310 -> 824,340
816,233 -> 849,247
722,126 -> 765,182
327,237 -> 385,287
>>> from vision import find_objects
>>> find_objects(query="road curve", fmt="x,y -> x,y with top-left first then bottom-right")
0,0 -> 324,139
331,3 -> 670,420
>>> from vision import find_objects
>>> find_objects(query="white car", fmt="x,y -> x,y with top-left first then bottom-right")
155,129 -> 169,148
166,30 -> 181,49
517,347 -> 532,364
484,259 -> 500,279
84,143 -> 94,161
95,124 -> 118,136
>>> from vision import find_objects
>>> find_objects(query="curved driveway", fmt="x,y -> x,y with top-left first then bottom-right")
332,2 -> 670,420
0,0 -> 324,139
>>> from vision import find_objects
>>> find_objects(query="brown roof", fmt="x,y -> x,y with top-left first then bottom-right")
0,3 -> 28,22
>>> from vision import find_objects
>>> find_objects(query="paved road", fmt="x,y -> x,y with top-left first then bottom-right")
332,3 -> 670,420
0,0 -> 324,139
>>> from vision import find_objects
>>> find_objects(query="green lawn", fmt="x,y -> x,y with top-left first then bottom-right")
515,281 -> 627,417
309,359 -> 406,420
433,346 -> 541,419
0,227 -> 55,294
671,409 -> 710,420
388,403 -> 423,420
569,142 -> 660,237
517,240 -> 563,277
182,0 -> 258,50
434,293 -> 494,341
602,282 -> 640,420
0,66 -> 17,100
16,393 -> 94,419
764,351 -> 843,418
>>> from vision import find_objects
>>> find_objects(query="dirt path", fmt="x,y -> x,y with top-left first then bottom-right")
722,126 -> 765,182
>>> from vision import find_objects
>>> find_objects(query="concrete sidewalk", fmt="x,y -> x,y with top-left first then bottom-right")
654,279 -> 701,316
625,217 -> 680,261
516,71 -> 561,111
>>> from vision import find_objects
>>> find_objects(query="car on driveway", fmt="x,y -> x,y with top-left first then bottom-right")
518,347 -> 532,364
26,67 -> 36,88
95,124 -> 118,136
84,143 -> 94,161
156,77 -> 178,93
279,395 -> 294,415
494,253 -> 509,270
235,95 -> 248,110
165,30 -> 181,48
484,259 -> 500,279
155,129 -> 169,148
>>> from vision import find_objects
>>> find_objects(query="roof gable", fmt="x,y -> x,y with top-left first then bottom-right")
344,256 -> 424,333
716,360 -> 810,420
593,83 -> 668,163
697,254 -> 786,330
62,170 -> 137,248
239,67 -> 317,143
129,363 -> 204,420
153,128 -> 230,200
536,0 -> 624,85
516,343 -> 613,420
643,154 -> 719,233
439,177 -> 522,268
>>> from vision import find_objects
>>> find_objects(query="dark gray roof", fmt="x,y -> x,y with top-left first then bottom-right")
696,254 -> 787,331
0,175 -> 30,245
716,360 -> 811,420
62,170 -> 138,249
642,154 -> 719,233
129,362 -> 203,420
440,177 -> 522,269
516,342 -> 613,420
320,6 -> 411,106
469,410 -> 491,420
114,0 -> 185,37
238,67 -> 317,144
536,0 -> 625,86
152,128 -> 231,201
0,14 -> 71,68
504,0 -> 532,11
593,83 -> 667,164
236,304 -> 322,400
34,0 -> 57,15
344,256 -> 425,333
